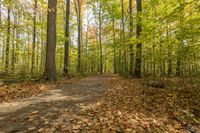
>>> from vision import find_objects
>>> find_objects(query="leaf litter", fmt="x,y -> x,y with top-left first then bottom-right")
0,75 -> 199,133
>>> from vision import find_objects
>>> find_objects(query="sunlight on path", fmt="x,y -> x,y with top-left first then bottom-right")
0,89 -> 80,113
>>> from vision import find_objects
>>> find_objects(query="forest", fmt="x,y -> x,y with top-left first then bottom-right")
0,0 -> 200,132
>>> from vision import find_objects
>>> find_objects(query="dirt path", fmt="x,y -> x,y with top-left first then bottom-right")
0,74 -> 117,133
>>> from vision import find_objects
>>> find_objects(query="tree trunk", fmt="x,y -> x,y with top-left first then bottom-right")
134,0 -> 142,78
167,24 -> 172,77
5,3 -> 11,74
99,3 -> 103,74
85,7 -> 89,73
40,15 -> 45,73
176,1 -> 185,77
31,0 -> 37,74
77,0 -> 82,73
112,17 -> 117,74
44,0 -> 57,82
11,15 -> 16,72
0,2 -> 2,64
129,0 -> 134,77
64,0 -> 70,76
121,0 -> 127,76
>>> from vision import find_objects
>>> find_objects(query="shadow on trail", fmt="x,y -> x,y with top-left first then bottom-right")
0,74 -> 117,132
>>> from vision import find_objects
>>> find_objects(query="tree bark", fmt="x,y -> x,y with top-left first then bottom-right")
44,0 -> 57,82
176,1 -> 185,77
64,0 -> 70,76
77,0 -> 82,73
134,0 -> 142,78
99,3 -> 103,74
121,0 -> 127,76
0,2 -> 2,63
5,3 -> 11,74
129,0 -> 134,76
11,15 -> 16,71
112,17 -> 117,74
31,0 -> 37,74
167,24 -> 172,77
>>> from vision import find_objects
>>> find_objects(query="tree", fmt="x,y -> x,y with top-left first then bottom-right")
44,0 -> 57,81
31,0 -> 37,74
112,16 -> 116,74
5,1 -> 11,74
74,0 -> 82,74
99,2 -> 103,74
121,0 -> 127,75
134,0 -> 142,78
64,0 -> 70,76
129,0 -> 134,77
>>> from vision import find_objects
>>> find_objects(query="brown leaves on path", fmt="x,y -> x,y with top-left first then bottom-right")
65,78 -> 200,132
0,78 -> 78,103
0,75 -> 200,133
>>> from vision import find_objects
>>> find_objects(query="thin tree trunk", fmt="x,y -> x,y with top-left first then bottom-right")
0,1 -> 1,30
64,0 -> 70,76
85,7 -> 89,73
99,3 -> 103,74
5,3 -> 11,74
129,0 -> 134,76
176,1 -> 185,77
40,15 -> 45,73
112,17 -> 117,74
31,0 -> 37,74
76,0 -> 82,73
27,32 -> 31,72
11,16 -> 16,71
167,24 -> 172,77
121,0 -> 127,75
0,1 -> 1,60
15,13 -> 20,64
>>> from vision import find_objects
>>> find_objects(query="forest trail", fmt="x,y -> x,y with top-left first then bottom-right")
0,74 -> 117,132
0,74 -> 199,133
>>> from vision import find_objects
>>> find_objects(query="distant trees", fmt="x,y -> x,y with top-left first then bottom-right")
0,0 -> 199,80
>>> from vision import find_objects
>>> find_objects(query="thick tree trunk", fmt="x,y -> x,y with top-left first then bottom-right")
44,0 -> 57,82
64,0 -> 70,76
134,0 -> 142,78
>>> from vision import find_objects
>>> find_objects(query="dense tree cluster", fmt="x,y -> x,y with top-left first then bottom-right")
0,0 -> 199,81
